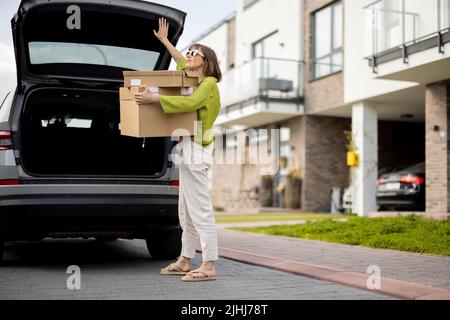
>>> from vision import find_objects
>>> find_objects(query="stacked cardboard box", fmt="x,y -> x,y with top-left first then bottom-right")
119,70 -> 200,138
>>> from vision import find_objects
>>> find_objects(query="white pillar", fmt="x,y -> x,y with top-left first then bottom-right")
351,102 -> 378,217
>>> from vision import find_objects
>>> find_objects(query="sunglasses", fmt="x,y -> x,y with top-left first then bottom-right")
186,50 -> 205,58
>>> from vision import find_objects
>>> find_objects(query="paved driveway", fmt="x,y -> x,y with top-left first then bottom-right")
0,239 -> 394,300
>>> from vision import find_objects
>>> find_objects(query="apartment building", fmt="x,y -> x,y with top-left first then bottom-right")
345,0 -> 450,218
181,0 -> 450,218
180,0 -> 306,211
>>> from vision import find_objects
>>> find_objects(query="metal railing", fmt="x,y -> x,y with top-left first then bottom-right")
364,0 -> 450,56
218,57 -> 304,111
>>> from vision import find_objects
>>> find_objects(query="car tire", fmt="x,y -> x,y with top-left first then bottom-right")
146,228 -> 182,260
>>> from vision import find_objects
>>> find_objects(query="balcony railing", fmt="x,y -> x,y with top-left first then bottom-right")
364,0 -> 450,57
218,57 -> 304,112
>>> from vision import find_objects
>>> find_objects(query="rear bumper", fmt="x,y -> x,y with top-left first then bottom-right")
0,184 -> 180,240
376,192 -> 424,208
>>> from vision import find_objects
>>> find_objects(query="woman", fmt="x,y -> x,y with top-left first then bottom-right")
134,18 -> 222,282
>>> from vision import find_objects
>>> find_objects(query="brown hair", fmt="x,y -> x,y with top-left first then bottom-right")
189,43 -> 222,82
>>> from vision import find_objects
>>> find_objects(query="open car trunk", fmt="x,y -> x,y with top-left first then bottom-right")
10,0 -> 187,178
20,87 -> 169,177
12,0 -> 186,83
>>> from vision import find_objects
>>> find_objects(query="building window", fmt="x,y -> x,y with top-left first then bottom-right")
225,134 -> 237,149
279,127 -> 291,159
311,1 -> 343,79
248,128 -> 269,145
252,31 -> 279,59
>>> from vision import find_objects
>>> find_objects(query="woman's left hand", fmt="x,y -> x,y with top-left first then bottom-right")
134,88 -> 157,105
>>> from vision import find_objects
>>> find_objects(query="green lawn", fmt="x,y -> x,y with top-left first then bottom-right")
231,214 -> 450,256
215,212 -> 356,224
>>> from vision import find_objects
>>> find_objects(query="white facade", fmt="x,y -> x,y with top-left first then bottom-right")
351,102 -> 379,216
194,22 -> 230,72
216,0 -> 305,130
171,0 -> 450,215
344,0 -> 417,106
344,0 -> 450,216
171,14 -> 234,72
235,0 -> 304,65
345,0 -> 450,108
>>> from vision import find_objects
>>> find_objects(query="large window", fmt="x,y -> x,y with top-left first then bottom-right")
364,0 -> 450,56
252,31 -> 280,59
279,126 -> 292,168
312,1 -> 343,79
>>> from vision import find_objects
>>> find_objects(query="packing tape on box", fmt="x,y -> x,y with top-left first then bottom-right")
148,86 -> 159,95
181,87 -> 194,96
130,78 -> 142,86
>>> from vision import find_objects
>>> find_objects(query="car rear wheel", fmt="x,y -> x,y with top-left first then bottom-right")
146,228 -> 182,260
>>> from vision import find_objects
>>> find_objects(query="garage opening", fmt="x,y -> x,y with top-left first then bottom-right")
377,120 -> 425,211
20,87 -> 169,177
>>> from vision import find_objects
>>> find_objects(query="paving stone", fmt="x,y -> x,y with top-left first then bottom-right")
0,238 -> 393,300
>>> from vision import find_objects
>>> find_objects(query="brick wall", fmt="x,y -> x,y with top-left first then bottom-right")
303,0 -> 344,114
210,124 -> 275,210
210,115 -> 351,213
425,81 -> 450,214
210,119 -> 304,210
302,115 -> 350,212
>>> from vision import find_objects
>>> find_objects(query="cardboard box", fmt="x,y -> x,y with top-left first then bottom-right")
119,70 -> 200,138
123,70 -> 200,88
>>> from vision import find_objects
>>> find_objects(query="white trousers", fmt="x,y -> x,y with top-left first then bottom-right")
174,137 -> 218,261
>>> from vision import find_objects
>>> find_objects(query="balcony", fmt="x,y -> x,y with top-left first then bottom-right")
364,0 -> 450,84
216,57 -> 304,128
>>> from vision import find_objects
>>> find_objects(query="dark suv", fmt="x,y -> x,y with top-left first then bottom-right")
0,0 -> 187,262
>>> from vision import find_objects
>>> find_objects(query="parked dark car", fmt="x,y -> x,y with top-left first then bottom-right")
0,0 -> 187,262
376,162 -> 425,211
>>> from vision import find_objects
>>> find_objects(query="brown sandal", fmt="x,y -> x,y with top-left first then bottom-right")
181,270 -> 217,282
160,263 -> 191,275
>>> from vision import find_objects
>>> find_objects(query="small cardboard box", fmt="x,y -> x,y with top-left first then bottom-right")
120,70 -> 200,138
123,70 -> 200,88
119,86 -> 198,138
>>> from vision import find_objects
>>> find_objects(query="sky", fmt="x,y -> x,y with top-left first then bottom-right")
0,0 -> 236,99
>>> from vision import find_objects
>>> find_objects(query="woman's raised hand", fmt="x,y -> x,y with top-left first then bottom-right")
153,17 -> 169,42
153,17 -> 183,62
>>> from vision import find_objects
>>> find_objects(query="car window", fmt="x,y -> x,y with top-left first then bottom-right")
28,42 -> 160,71
402,162 -> 425,172
0,92 -> 11,110
41,117 -> 93,129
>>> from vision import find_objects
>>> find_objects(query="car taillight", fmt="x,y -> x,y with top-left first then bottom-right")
0,179 -> 19,185
0,131 -> 12,151
401,175 -> 424,185
377,178 -> 384,185
171,180 -> 180,187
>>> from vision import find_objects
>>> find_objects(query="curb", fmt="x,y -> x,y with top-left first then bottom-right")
218,247 -> 450,300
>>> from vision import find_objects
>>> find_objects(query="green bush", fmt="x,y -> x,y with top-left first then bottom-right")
232,215 -> 450,256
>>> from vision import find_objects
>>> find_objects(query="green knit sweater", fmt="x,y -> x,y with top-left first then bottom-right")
159,58 -> 220,147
